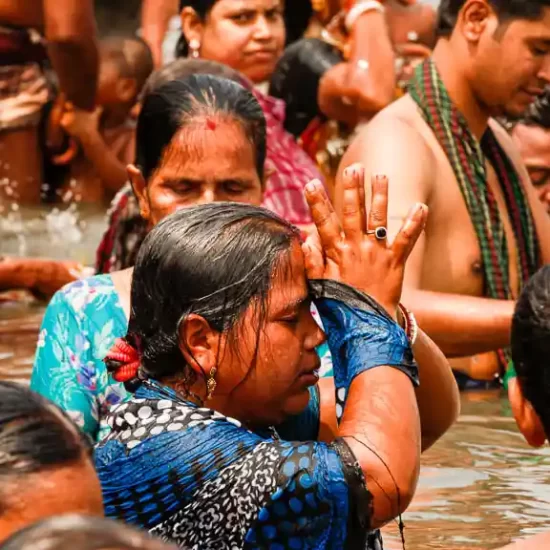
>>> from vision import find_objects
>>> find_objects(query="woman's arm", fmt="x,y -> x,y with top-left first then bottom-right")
286,329 -> 458,458
318,328 -> 460,452
411,328 -> 460,450
304,164 -> 428,527
318,10 -> 395,124
0,256 -> 81,298
341,367 -> 420,527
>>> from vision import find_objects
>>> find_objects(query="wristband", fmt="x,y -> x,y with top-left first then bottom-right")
310,280 -> 418,423
345,0 -> 385,32
503,360 -> 517,391
398,303 -> 418,345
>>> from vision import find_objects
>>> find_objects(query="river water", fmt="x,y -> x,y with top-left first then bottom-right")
1,205 -> 550,550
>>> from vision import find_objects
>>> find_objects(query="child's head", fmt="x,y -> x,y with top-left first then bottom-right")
96,37 -> 154,110
510,265 -> 550,447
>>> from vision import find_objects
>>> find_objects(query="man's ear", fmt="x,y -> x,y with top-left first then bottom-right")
460,0 -> 491,43
509,378 -> 547,448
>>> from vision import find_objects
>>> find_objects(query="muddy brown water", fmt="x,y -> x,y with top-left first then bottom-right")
1,205 -> 549,550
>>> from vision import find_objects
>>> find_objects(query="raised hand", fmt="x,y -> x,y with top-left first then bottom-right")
303,163 -> 427,318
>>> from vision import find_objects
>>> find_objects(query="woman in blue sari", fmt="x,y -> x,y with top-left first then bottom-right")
95,166 -> 457,548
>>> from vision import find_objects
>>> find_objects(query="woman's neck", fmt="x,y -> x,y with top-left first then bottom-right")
163,378 -> 268,432
109,267 -> 134,320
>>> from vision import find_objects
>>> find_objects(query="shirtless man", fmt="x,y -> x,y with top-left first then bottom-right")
338,0 -> 550,385
0,0 -> 98,202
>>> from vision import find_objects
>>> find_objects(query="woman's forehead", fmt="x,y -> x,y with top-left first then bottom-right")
213,0 -> 283,12
268,243 -> 308,306
158,121 -> 257,173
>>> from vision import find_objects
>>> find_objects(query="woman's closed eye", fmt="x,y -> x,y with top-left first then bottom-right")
163,179 -> 196,194
278,299 -> 312,326
280,314 -> 300,326
222,180 -> 249,195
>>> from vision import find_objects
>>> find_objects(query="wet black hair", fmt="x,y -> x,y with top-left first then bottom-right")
437,0 -> 550,37
0,515 -> 178,550
106,203 -> 300,393
0,382 -> 91,484
512,265 -> 550,437
269,38 -> 343,138
135,74 -> 266,181
518,88 -> 550,128
284,2 -> 313,46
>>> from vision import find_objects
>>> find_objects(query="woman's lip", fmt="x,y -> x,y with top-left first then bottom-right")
524,88 -> 545,97
299,371 -> 320,386
246,50 -> 277,57
299,362 -> 321,379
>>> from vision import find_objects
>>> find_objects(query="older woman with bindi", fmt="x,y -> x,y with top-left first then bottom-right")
31,71 -> 269,440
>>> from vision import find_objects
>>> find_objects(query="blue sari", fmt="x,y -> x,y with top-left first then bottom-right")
95,281 -> 417,549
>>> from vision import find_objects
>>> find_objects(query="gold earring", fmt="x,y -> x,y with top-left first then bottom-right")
189,39 -> 200,59
206,366 -> 217,400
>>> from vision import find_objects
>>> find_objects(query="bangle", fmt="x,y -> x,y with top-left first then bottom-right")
398,303 -> 418,346
345,0 -> 385,32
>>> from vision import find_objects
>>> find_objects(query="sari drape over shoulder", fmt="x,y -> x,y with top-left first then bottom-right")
96,381 -> 380,549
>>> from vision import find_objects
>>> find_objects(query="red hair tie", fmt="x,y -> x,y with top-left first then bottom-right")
105,338 -> 141,383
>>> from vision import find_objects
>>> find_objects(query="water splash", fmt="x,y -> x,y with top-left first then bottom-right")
0,177 -> 27,256
1,178 -> 86,258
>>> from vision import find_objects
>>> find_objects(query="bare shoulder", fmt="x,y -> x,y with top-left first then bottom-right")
341,96 -> 436,193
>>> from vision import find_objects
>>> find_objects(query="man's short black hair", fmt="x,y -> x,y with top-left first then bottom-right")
512,265 -> 550,438
437,0 -> 550,37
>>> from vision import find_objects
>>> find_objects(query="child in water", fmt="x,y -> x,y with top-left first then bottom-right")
47,36 -> 153,204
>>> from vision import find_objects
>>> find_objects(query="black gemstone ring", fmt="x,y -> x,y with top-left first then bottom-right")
367,227 -> 388,240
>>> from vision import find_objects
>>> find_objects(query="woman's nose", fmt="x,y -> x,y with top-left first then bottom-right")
253,16 -> 273,40
304,312 -> 327,350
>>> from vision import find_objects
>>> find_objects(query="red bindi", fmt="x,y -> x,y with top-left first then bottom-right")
206,118 -> 217,130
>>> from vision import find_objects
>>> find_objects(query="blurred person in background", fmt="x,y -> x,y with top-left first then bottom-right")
0,0 -> 98,203
0,515 -> 177,550
0,382 -> 103,543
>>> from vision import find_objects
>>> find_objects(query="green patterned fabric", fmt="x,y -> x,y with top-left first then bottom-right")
408,59 -> 541,372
